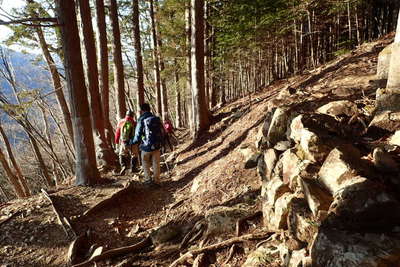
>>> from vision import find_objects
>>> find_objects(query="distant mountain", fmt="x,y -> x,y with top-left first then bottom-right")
0,47 -> 53,103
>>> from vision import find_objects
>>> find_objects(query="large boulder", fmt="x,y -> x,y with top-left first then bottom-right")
262,177 -> 291,205
318,146 -> 370,194
369,110 -> 400,131
288,248 -> 308,267
311,229 -> 400,267
323,177 -> 400,231
256,108 -> 276,149
289,115 -> 337,163
377,43 -> 393,79
317,100 -> 358,118
300,177 -> 332,217
267,193 -> 297,231
267,107 -> 291,146
389,130 -> 400,146
258,148 -> 278,184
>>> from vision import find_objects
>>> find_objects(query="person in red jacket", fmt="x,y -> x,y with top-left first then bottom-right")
163,116 -> 177,152
115,110 -> 139,175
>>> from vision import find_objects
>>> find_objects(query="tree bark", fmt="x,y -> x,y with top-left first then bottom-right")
0,147 -> 25,198
109,0 -> 127,120
0,123 -> 30,197
34,26 -> 74,146
185,3 -> 194,131
191,0 -> 210,138
78,0 -> 117,168
174,58 -> 182,128
55,0 -> 100,185
95,0 -> 114,148
132,0 -> 145,111
149,0 -> 162,116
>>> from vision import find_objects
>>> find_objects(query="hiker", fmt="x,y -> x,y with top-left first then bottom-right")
163,116 -> 175,152
130,103 -> 163,185
115,110 -> 139,175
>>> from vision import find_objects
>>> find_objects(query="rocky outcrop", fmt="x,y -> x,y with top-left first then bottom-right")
377,43 -> 393,80
311,229 -> 400,267
252,93 -> 400,266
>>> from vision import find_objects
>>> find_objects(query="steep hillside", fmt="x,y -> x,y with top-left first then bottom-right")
0,35 -> 395,267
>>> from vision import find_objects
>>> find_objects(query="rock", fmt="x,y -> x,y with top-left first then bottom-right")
268,193 -> 297,231
242,244 -> 280,267
262,177 -> 290,205
311,229 -> 400,267
372,147 -> 399,173
267,107 -> 291,146
288,198 -> 319,244
150,223 -> 181,245
369,110 -> 400,131
205,204 -> 252,236
281,149 -> 303,188
324,177 -> 400,231
300,177 -> 332,217
257,154 -> 267,182
288,248 -> 308,267
264,149 -> 278,180
317,100 -> 358,117
274,141 -> 292,151
377,43 -> 393,79
289,115 -> 337,163
239,144 -> 261,169
389,130 -> 400,146
318,146 -> 366,194
256,108 -> 276,149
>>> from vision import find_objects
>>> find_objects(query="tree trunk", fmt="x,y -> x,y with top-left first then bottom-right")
78,0 -> 117,168
174,58 -> 182,128
132,0 -> 145,112
110,0 -> 127,120
34,26 -> 74,146
150,0 -> 162,116
0,123 -> 30,197
191,0 -> 211,138
185,4 -> 194,131
55,0 -> 100,186
0,147 -> 25,198
95,0 -> 114,148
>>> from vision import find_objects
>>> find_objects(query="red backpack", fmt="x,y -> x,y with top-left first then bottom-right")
164,120 -> 173,134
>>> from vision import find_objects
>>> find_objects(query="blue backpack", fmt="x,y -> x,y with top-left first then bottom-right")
143,115 -> 163,150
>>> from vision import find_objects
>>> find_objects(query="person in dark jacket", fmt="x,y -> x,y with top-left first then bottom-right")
131,103 -> 163,184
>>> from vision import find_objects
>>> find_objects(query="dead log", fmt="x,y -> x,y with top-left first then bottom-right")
71,236 -> 151,267
79,181 -> 135,220
169,230 -> 272,267
41,188 -> 75,238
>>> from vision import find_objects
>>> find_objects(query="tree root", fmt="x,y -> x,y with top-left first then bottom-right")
41,188 -> 75,238
71,236 -> 151,267
168,230 -> 272,267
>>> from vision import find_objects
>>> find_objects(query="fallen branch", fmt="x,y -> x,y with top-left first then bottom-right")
0,211 -> 21,227
169,230 -> 272,267
71,236 -> 151,267
80,181 -> 135,220
41,188 -> 75,238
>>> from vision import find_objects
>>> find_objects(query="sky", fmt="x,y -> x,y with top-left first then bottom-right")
0,0 -> 28,47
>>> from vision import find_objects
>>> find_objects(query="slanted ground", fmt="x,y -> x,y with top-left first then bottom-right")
0,34 -> 394,267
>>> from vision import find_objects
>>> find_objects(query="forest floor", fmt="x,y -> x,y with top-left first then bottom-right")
0,33 -> 394,267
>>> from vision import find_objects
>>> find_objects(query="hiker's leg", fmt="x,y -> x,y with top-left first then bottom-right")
166,135 -> 173,151
142,151 -> 152,182
119,143 -> 129,174
152,149 -> 161,183
131,144 -> 139,172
